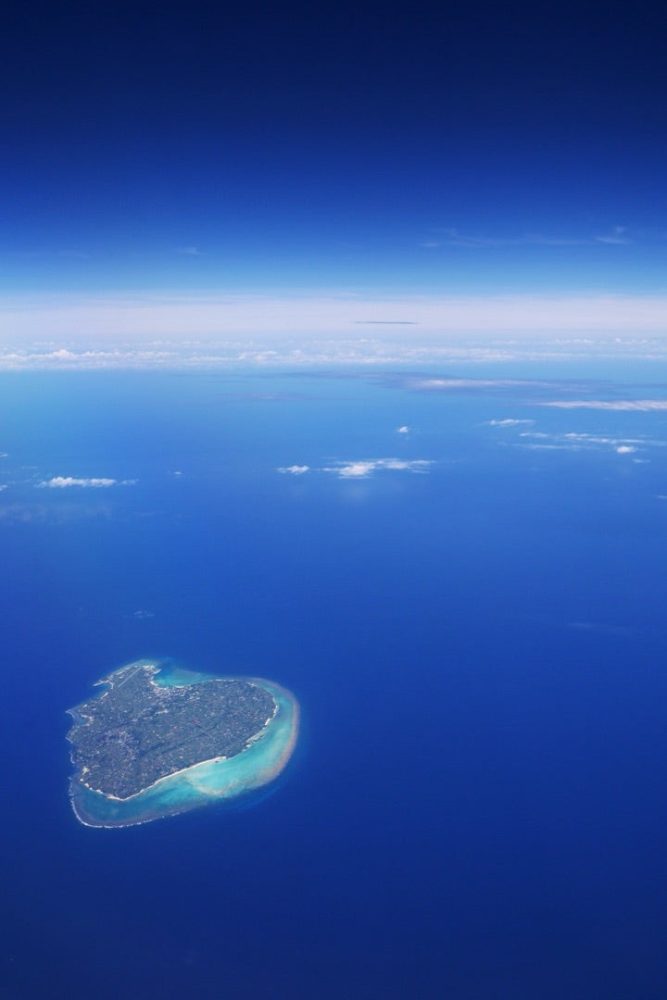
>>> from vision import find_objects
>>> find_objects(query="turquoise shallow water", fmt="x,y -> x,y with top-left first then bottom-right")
5,367 -> 667,997
68,661 -> 299,828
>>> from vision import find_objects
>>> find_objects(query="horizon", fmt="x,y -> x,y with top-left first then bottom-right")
4,2 -> 667,998
2,1 -> 666,358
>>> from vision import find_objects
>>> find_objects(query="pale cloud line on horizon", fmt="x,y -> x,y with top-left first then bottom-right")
3,334 -> 667,372
37,476 -> 137,488
4,291 -> 667,343
0,343 -> 570,370
542,400 -> 667,411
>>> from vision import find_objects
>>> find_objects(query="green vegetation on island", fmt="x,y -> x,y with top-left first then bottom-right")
67,660 -> 299,828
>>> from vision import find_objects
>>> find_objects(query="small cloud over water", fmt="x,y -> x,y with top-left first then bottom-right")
37,476 -> 136,489
322,458 -> 432,480
277,465 -> 311,475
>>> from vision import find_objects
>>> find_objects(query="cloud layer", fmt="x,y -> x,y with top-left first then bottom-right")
511,429 -> 667,457
542,400 -> 667,411
3,293 -> 667,367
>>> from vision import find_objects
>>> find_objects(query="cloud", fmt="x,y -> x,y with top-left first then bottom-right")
37,476 -> 134,488
436,226 -> 631,248
176,246 -> 203,256
0,342 -> 543,370
396,425 -> 410,434
543,400 -> 667,411
277,465 -> 310,475
5,292 -> 667,353
322,458 -> 432,479
411,377 -> 544,391
277,459 -> 431,478
438,228 -> 584,248
516,430 -> 659,455
0,484 -> 7,492
594,226 -> 630,246
486,418 -> 535,427
559,433 -> 649,445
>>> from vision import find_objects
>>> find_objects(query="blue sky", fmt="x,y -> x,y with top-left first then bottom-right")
1,0 -> 666,344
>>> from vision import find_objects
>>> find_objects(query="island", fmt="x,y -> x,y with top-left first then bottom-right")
66,660 -> 299,828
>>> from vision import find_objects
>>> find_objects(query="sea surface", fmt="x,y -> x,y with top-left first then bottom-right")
2,363 -> 667,999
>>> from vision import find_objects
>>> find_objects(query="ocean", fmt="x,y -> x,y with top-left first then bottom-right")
2,364 -> 667,999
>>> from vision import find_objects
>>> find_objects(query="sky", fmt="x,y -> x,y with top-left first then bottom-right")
1,0 -> 666,346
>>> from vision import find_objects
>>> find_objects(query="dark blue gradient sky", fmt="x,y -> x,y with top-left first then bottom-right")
3,0 -> 667,294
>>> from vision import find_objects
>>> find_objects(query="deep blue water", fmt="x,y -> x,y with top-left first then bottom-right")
3,366 -> 667,999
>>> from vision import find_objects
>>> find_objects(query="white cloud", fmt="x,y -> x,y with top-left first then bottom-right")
37,476 -> 134,489
277,465 -> 310,475
435,226 -> 631,248
438,228 -> 582,248
277,459 -> 431,478
543,400 -> 667,411
0,484 -> 7,492
519,443 -> 586,451
412,377 -> 539,391
560,433 -> 650,447
4,292 -> 667,354
322,458 -> 432,479
487,418 -> 535,427
516,430 -> 659,455
396,425 -> 410,434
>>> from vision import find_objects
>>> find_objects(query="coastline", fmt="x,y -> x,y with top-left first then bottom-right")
67,662 -> 300,828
